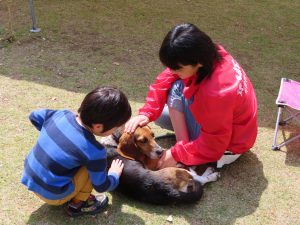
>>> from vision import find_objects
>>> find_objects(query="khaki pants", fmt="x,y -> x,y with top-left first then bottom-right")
36,167 -> 93,205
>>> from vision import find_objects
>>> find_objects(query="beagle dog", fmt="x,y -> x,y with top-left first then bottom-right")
101,126 -> 219,205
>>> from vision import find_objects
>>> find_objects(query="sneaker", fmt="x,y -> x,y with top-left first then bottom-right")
217,151 -> 241,168
66,194 -> 108,217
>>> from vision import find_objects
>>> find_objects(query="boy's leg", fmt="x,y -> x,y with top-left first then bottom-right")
35,167 -> 108,217
35,167 -> 93,205
71,166 -> 93,202
66,167 -> 108,217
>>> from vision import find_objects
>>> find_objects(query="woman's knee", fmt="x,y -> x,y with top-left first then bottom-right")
167,80 -> 185,112
168,80 -> 184,100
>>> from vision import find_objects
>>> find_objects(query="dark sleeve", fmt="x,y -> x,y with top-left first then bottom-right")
86,148 -> 120,192
29,109 -> 56,131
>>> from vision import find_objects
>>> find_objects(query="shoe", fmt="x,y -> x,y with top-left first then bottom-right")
217,151 -> 241,168
66,194 -> 108,217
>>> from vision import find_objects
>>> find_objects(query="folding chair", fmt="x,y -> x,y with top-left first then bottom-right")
272,78 -> 300,150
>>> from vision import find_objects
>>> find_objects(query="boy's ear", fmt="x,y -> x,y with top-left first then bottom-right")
91,124 -> 104,132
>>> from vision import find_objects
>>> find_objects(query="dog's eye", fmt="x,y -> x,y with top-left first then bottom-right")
137,137 -> 148,144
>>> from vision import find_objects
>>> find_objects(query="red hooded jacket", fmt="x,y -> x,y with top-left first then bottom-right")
139,45 -> 258,165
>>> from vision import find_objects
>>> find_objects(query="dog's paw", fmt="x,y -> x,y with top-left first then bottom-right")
202,167 -> 215,176
207,172 -> 220,182
188,168 -> 197,175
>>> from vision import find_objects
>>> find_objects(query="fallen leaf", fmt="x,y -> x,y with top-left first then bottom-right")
166,215 -> 173,223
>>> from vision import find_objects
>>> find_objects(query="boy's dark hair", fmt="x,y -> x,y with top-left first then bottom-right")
159,23 -> 222,84
78,87 -> 131,132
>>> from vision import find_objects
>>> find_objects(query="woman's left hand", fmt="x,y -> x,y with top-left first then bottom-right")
157,149 -> 177,169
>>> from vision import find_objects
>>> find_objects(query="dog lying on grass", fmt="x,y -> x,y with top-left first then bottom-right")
100,126 -> 219,205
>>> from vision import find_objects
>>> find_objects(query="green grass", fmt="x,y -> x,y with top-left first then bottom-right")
0,0 -> 299,224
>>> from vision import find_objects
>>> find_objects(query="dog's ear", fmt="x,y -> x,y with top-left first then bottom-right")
109,125 -> 125,143
117,132 -> 145,161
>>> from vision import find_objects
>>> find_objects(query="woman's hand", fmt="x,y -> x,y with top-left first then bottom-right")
157,149 -> 177,169
124,115 -> 149,133
108,159 -> 124,177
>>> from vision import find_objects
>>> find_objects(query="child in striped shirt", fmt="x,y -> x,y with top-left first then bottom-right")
21,86 -> 131,217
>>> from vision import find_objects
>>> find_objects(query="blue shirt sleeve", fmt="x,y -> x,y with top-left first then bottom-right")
107,172 -> 120,191
87,167 -> 120,193
85,145 -> 120,193
29,109 -> 57,131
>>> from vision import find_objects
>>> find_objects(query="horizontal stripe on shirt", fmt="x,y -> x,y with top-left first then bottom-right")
22,109 -> 120,200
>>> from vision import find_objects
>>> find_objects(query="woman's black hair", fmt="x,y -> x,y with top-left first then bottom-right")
78,87 -> 131,132
159,23 -> 222,83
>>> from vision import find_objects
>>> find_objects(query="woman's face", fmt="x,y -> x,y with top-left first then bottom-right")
170,64 -> 203,79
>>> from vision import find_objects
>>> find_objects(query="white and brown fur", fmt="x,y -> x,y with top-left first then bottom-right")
100,126 -> 219,205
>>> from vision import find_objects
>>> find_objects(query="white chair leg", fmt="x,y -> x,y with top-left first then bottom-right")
272,106 -> 283,150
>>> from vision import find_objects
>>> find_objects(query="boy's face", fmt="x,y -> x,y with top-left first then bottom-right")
91,124 -> 118,137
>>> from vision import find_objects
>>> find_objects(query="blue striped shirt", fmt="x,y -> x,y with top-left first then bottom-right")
21,109 -> 119,200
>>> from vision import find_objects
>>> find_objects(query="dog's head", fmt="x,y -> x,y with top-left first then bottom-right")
117,126 -> 164,169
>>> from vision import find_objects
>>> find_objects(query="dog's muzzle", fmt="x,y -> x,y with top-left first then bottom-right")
147,141 -> 165,159
153,143 -> 165,159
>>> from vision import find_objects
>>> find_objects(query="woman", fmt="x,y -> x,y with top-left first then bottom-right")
125,23 -> 257,169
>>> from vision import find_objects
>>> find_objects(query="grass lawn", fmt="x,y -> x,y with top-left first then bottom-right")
0,0 -> 299,224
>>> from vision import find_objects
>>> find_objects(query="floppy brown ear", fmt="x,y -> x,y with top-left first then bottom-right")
117,132 -> 145,161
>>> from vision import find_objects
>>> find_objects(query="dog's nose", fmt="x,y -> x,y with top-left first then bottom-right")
156,150 -> 163,156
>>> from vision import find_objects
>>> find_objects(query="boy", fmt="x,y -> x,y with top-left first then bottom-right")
21,87 -> 131,217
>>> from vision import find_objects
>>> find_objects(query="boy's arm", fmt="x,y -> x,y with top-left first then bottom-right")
29,109 -> 57,131
86,154 -> 120,192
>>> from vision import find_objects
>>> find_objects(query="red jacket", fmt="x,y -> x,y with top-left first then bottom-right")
139,45 -> 258,165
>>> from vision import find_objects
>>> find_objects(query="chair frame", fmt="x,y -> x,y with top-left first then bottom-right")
272,78 -> 300,150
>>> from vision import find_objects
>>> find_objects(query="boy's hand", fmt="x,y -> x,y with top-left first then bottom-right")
108,159 -> 124,177
124,115 -> 149,133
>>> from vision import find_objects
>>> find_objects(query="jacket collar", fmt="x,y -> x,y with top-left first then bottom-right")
183,75 -> 199,99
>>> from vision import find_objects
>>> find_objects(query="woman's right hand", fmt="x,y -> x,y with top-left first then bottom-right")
124,115 -> 150,133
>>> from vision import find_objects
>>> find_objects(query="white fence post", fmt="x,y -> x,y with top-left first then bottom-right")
29,0 -> 41,32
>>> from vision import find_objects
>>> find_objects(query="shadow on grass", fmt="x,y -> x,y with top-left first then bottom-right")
109,149 -> 268,225
285,140 -> 300,167
280,128 -> 300,167
25,151 -> 267,225
270,119 -> 300,167
0,33 -> 157,104
206,151 -> 268,224
27,201 -> 145,225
